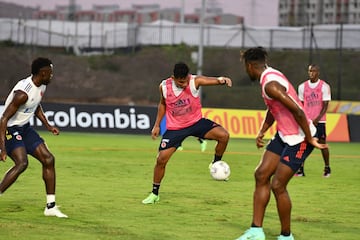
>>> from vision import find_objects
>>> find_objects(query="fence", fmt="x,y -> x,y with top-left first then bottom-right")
1,18 -> 360,52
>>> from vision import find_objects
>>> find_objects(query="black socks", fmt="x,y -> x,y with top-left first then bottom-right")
152,183 -> 160,195
213,154 -> 222,163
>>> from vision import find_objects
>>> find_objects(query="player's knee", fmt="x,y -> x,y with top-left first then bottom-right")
156,155 -> 169,168
254,168 -> 269,184
271,179 -> 286,195
43,154 -> 55,167
16,159 -> 29,173
218,129 -> 230,142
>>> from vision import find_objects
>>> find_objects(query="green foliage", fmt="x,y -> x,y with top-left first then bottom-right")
87,55 -> 121,72
1,44 -> 360,108
0,132 -> 359,240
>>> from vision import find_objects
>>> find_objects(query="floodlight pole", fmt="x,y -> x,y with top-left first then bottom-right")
180,0 -> 185,24
197,0 -> 206,76
337,23 -> 343,100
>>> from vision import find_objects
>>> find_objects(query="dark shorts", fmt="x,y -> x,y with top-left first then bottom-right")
315,123 -> 326,141
159,118 -> 219,150
266,132 -> 314,172
5,123 -> 44,155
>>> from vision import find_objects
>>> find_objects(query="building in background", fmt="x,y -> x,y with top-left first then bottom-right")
0,1 -> 243,25
279,0 -> 360,26
0,1 -> 37,19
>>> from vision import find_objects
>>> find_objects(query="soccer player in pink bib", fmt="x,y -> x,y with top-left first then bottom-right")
142,62 -> 232,204
236,47 -> 327,240
296,64 -> 331,177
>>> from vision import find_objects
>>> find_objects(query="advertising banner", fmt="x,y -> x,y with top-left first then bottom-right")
0,103 -> 351,142
30,102 -> 158,134
347,115 -> 360,142
328,101 -> 360,115
203,108 -> 350,142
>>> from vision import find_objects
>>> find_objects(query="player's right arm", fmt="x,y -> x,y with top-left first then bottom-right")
151,84 -> 166,140
256,110 -> 274,148
194,75 -> 232,88
0,90 -> 28,161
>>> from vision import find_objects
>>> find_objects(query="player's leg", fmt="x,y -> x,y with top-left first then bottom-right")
203,126 -> 228,156
32,143 -> 67,218
197,137 -> 207,152
198,119 -> 229,165
25,126 -> 67,218
318,123 -> 331,177
294,162 -> 305,177
143,130 -> 184,204
235,151 -> 278,240
0,126 -> 29,194
272,141 -> 314,238
321,146 -> 330,177
253,150 -> 281,226
31,142 -> 56,195
236,134 -> 283,240
153,147 -> 177,184
271,162 -> 294,237
142,149 -> 177,204
0,147 -> 28,194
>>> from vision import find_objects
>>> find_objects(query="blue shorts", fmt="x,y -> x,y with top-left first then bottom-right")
266,132 -> 314,172
5,123 -> 44,155
159,118 -> 219,150
315,123 -> 326,141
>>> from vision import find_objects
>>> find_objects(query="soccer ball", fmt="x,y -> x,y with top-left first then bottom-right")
210,161 -> 230,181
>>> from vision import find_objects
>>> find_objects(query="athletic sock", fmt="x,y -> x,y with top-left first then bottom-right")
213,154 -> 222,163
280,231 -> 291,236
46,194 -> 56,208
152,183 -> 160,195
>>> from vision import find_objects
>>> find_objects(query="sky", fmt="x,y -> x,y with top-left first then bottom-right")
3,0 -> 279,26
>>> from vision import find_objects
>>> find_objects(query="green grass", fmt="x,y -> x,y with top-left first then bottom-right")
0,132 -> 359,240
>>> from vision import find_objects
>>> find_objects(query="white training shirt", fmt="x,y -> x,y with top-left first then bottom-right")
161,75 -> 200,99
298,80 -> 331,102
4,76 -> 46,127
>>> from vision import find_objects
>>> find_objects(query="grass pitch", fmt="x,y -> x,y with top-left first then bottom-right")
0,132 -> 359,240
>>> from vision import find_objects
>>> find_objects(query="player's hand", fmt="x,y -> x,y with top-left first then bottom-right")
309,137 -> 328,149
312,119 -> 319,126
217,77 -> 232,87
48,126 -> 60,135
256,131 -> 265,149
151,126 -> 160,140
0,148 -> 7,161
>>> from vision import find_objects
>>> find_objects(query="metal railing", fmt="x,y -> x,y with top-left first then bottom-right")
1,18 -> 359,52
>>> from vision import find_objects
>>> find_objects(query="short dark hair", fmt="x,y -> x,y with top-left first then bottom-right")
242,47 -> 268,63
173,62 -> 189,79
309,64 -> 320,70
31,57 -> 52,75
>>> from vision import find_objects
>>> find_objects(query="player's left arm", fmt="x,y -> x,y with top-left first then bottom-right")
314,83 -> 331,124
35,104 -> 59,135
256,110 -> 275,148
313,101 -> 329,125
194,75 -> 232,88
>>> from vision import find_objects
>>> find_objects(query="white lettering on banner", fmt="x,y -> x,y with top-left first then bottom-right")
32,107 -> 150,129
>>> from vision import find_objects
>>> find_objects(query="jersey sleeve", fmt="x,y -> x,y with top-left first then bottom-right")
322,82 -> 331,101
189,75 -> 200,97
262,73 -> 289,100
161,80 -> 167,99
298,83 -> 305,101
